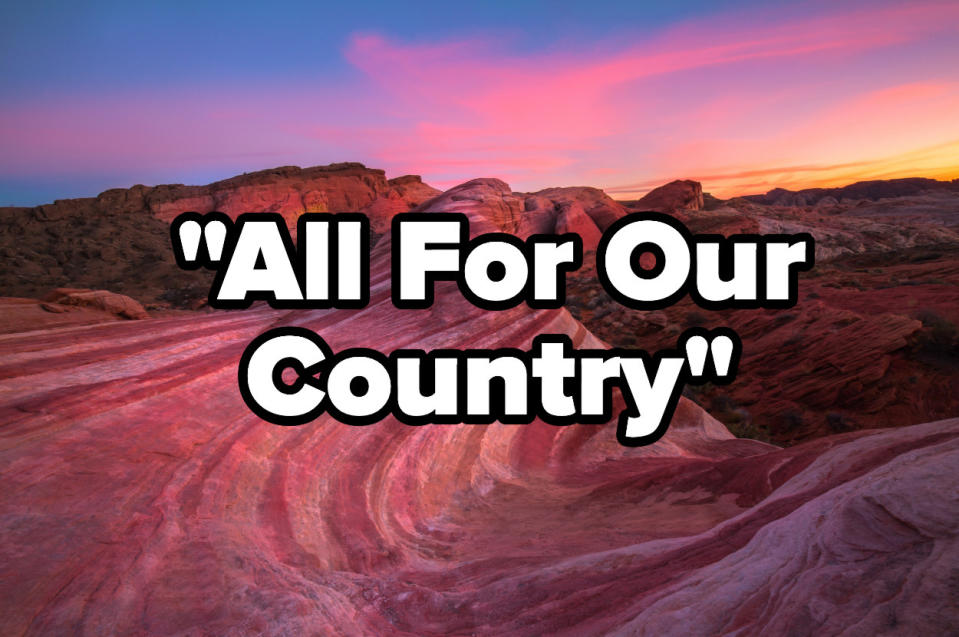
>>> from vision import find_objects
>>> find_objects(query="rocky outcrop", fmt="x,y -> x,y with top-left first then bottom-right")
0,164 -> 440,306
532,186 -> 629,232
361,175 -> 444,232
0,179 -> 957,635
554,201 -> 603,250
631,179 -> 704,212
744,177 -> 959,206
416,181 -> 627,252
0,288 -> 150,335
119,163 -> 439,231
143,163 -> 439,231
0,200 -> 209,306
13,162 -> 439,231
567,197 -> 959,444
41,288 -> 149,320
0,297 -> 133,334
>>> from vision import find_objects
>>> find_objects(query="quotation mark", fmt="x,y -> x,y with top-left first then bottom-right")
683,331 -> 738,383
171,213 -> 231,268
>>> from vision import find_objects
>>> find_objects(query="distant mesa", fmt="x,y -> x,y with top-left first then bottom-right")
744,177 -> 959,206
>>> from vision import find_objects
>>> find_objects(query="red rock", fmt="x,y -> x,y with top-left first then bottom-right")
634,179 -> 704,212
10,164 -> 438,233
42,288 -> 150,320
554,201 -> 603,251
38,301 -> 69,313
418,178 -> 528,235
0,179 -> 956,635
416,181 -> 626,248
568,197 -> 959,443
0,164 -> 440,307
534,186 -> 628,231
0,297 -> 126,334
145,163 -> 440,230
744,177 -> 959,206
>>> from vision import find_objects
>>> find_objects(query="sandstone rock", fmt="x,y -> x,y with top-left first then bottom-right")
0,209 -> 956,635
566,224 -> 959,445
415,181 -> 627,251
145,163 -> 439,230
533,186 -> 628,231
0,164 -> 440,307
42,288 -> 150,320
745,177 -> 959,206
643,310 -> 669,328
0,297 -> 127,334
363,175 -> 441,233
554,201 -> 603,251
418,178 -> 528,235
0,179 -> 958,636
387,174 -> 441,203
38,302 -> 69,313
16,164 -> 438,235
635,179 -> 704,212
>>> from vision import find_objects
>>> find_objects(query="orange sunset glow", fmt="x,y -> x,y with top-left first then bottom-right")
1,0 -> 958,203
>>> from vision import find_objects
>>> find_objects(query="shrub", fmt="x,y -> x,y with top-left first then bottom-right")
826,412 -> 853,433
915,310 -> 959,354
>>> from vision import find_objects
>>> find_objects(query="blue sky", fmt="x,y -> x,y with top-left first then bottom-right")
2,1 -> 957,205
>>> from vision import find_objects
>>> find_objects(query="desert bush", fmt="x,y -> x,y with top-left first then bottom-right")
708,394 -> 772,443
826,412 -> 853,433
685,310 -> 708,327
915,310 -> 959,354
780,409 -> 805,433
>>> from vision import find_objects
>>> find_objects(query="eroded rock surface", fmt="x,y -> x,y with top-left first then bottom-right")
569,181 -> 959,443
145,164 -> 439,232
744,177 -> 959,207
0,164 -> 439,306
1,183 -> 957,635
628,179 -> 704,212
42,288 -> 150,320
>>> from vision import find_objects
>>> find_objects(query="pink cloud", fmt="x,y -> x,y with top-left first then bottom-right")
1,0 -> 957,199
335,1 -> 959,194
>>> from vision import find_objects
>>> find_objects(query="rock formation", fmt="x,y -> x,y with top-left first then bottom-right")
0,178 -> 957,634
0,296 -> 136,335
80,163 -> 439,230
629,179 -> 705,212
414,179 -> 627,252
743,177 -> 959,207
0,163 -> 440,306
571,185 -> 959,443
41,288 -> 150,320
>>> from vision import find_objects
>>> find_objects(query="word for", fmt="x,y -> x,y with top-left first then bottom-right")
170,212 -> 814,311
238,327 -> 741,446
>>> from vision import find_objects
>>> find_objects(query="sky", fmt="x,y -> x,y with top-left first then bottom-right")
1,0 -> 958,205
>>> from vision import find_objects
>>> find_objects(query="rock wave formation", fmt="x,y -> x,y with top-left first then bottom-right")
1,180 -> 957,635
